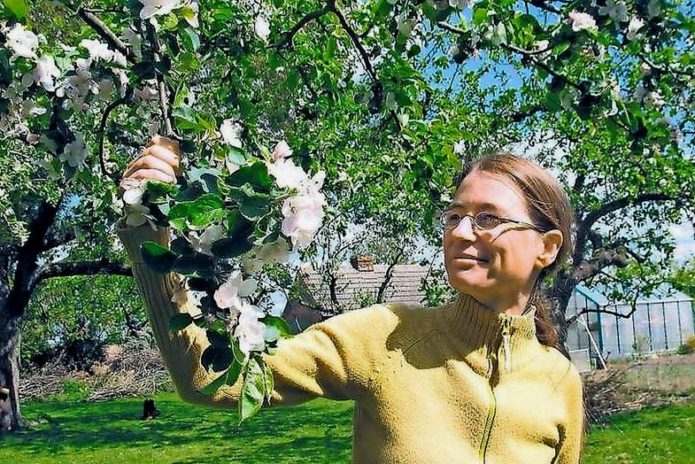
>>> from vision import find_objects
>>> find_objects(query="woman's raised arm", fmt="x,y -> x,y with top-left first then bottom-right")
116,138 -> 388,409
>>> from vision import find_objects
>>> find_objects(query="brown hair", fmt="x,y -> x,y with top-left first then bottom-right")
454,152 -> 575,349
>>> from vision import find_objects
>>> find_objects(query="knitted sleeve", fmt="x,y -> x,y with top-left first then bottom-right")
553,365 -> 585,464
117,224 -> 386,409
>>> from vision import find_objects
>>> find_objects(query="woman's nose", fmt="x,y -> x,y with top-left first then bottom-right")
451,215 -> 476,241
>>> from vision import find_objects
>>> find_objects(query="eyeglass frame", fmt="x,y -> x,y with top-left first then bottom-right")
439,210 -> 547,233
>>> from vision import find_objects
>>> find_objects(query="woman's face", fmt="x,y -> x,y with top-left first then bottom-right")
443,170 -> 558,310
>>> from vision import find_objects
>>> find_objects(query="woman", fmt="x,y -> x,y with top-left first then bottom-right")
119,136 -> 584,463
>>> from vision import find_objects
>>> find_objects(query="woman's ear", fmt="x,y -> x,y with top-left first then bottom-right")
537,230 -> 563,269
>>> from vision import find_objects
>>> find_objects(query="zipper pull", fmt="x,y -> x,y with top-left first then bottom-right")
501,318 -> 512,373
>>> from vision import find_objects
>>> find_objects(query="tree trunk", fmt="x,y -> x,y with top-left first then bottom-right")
0,311 -> 24,432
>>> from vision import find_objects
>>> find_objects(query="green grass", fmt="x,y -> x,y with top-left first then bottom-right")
583,399 -> 695,464
1,394 -> 693,463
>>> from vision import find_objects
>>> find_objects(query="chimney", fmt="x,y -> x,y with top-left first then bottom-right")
350,255 -> 374,272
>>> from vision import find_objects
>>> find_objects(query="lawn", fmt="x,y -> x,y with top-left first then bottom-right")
1,393 -> 693,463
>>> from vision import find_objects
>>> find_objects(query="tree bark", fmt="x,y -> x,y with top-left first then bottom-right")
0,309 -> 24,432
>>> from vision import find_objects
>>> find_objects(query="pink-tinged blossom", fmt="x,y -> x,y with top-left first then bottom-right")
567,11 -> 597,32
272,140 -> 293,161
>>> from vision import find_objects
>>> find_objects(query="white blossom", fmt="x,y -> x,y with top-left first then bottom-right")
453,140 -> 466,155
272,140 -> 293,162
640,63 -> 652,76
281,191 -> 325,250
234,299 -> 266,357
266,158 -> 308,190
254,16 -> 271,42
189,224 -> 225,255
449,0 -> 474,8
22,56 -> 61,90
60,132 -> 87,169
567,11 -> 597,32
214,271 -> 258,309
219,119 -> 243,148
139,0 -> 183,20
5,24 -> 39,59
80,39 -> 114,62
598,0 -> 628,23
644,90 -> 665,108
626,17 -> 644,41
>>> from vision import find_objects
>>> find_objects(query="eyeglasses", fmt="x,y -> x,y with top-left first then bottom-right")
439,211 -> 544,232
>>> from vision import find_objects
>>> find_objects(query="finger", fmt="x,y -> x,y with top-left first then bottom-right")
130,169 -> 176,184
143,145 -> 180,174
151,135 -> 181,157
124,155 -> 177,179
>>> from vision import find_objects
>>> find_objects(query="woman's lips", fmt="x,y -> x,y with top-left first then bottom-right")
453,255 -> 488,263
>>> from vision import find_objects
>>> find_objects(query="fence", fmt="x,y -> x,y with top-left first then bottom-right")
566,288 -> 695,364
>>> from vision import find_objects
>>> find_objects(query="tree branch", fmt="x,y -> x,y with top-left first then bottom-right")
75,7 -> 137,65
274,3 -> 334,50
571,249 -> 630,282
580,193 -> 677,233
330,5 -> 377,83
98,87 -> 134,186
30,259 -> 132,293
144,23 -> 177,139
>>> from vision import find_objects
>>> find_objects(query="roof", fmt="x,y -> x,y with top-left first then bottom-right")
295,263 -> 429,312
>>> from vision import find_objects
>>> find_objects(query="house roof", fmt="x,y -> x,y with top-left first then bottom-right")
295,263 -> 429,313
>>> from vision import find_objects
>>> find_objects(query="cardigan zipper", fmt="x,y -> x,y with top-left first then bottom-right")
501,318 -> 512,373
478,356 -> 497,463
479,319 -> 513,463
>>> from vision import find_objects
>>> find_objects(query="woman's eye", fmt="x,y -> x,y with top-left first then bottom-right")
445,212 -> 461,225
476,213 -> 501,229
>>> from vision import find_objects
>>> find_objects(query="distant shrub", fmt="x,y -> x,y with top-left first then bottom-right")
677,343 -> 693,355
59,379 -> 91,401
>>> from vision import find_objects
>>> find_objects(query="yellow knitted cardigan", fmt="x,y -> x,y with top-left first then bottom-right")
118,224 -> 584,464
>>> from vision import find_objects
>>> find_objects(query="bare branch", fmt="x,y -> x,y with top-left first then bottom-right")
274,3 -> 334,50
330,5 -> 377,83
97,87 -> 134,186
30,259 -> 132,293
144,23 -> 178,139
580,193 -> 677,233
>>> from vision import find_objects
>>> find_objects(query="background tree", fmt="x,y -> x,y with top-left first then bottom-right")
1,0 -> 692,429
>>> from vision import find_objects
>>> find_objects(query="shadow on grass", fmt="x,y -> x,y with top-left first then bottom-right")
2,394 -> 354,463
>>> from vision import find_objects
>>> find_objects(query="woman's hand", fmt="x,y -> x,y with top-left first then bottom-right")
122,135 -> 181,184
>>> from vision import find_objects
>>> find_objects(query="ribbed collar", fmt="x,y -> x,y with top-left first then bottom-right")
445,292 -> 540,375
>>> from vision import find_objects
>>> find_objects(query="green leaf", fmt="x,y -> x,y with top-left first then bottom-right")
172,253 -> 214,276
239,357 -> 266,422
226,355 -> 244,386
226,162 -> 273,193
198,370 -> 228,395
262,315 -> 292,338
141,241 -> 177,273
180,26 -> 200,53
169,313 -> 194,331
227,146 -> 246,166
4,0 -> 28,20
168,193 -> 226,229
210,236 -> 254,259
